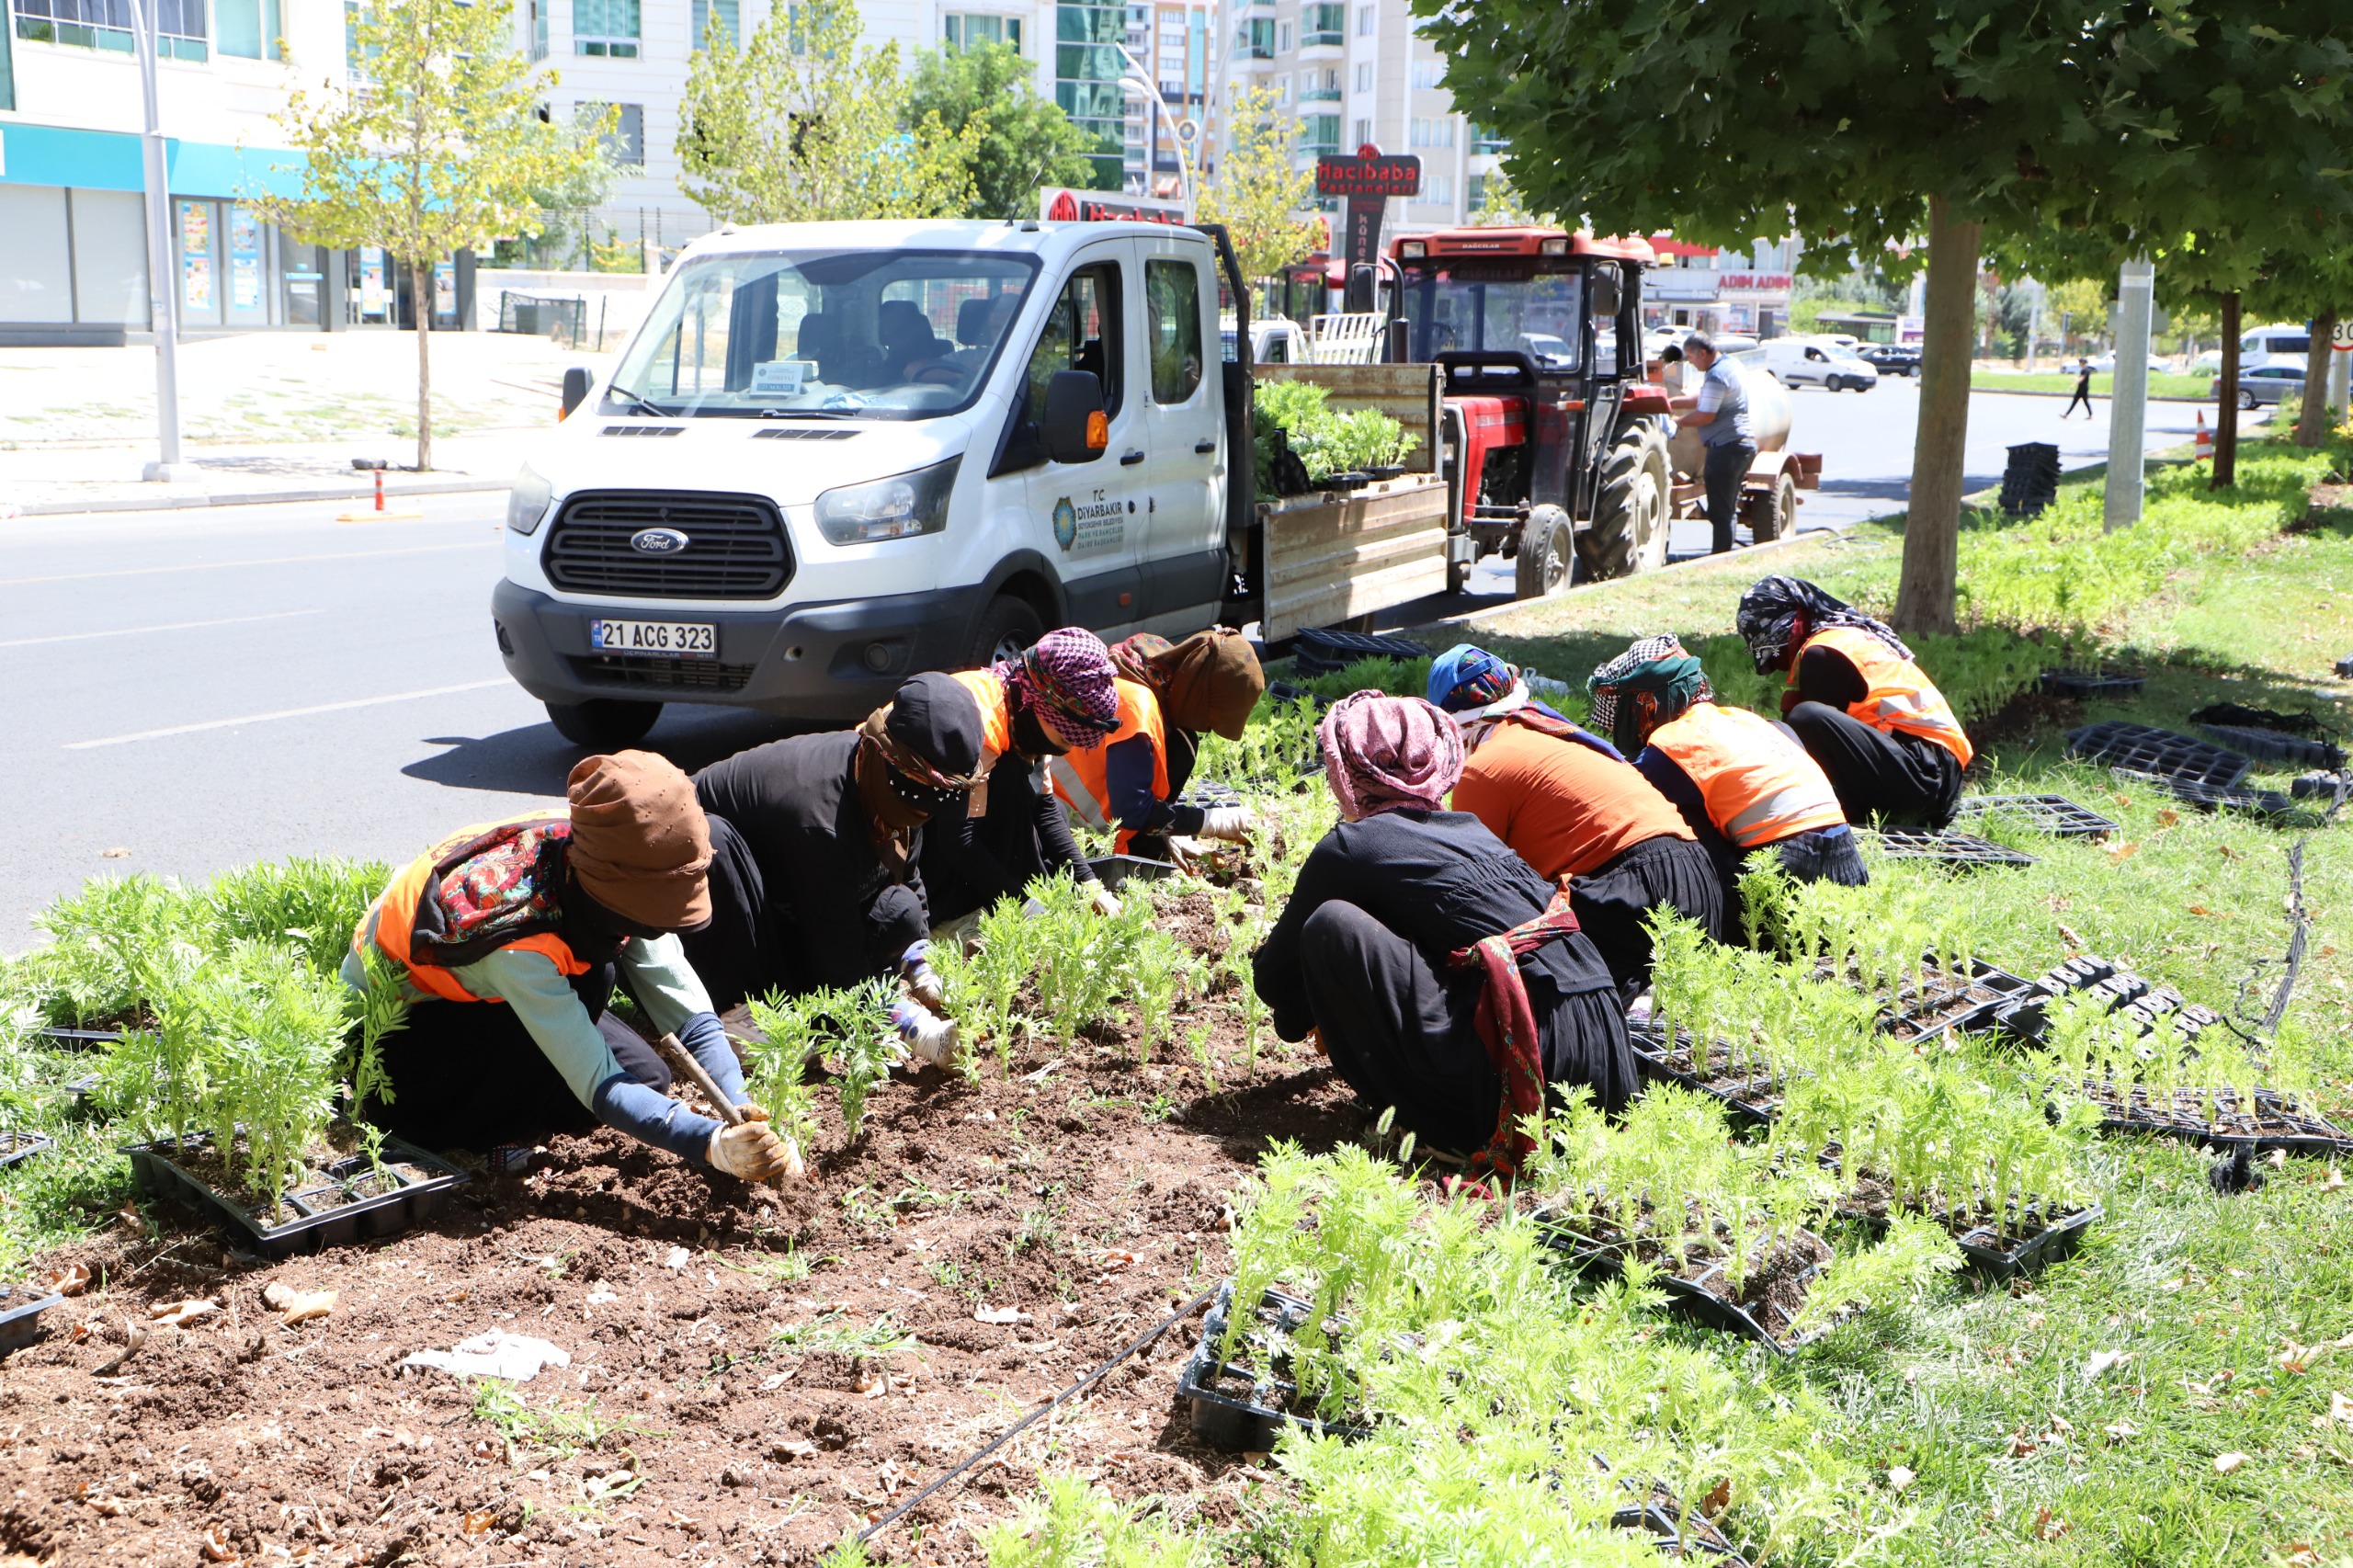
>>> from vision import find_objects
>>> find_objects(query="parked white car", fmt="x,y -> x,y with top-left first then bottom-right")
1756,336 -> 1881,392
2087,352 -> 2171,375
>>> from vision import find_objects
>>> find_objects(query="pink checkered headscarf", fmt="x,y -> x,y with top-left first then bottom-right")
1319,690 -> 1464,820
995,627 -> 1120,751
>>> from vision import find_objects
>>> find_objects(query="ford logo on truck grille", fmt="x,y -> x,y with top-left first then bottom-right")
630,527 -> 690,556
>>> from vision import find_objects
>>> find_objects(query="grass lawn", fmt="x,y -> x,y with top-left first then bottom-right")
1973,369 -> 2219,401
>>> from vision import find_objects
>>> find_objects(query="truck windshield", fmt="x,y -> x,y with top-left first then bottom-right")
1395,264 -> 1583,370
608,248 -> 1041,419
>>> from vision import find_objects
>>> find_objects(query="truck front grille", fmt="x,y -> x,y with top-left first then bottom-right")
568,653 -> 756,693
542,490 -> 793,599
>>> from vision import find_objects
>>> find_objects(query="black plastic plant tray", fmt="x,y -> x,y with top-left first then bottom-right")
2291,770 -> 2348,801
2112,767 -> 2299,821
1177,1282 -> 1372,1451
2075,1084 -> 2353,1158
2040,667 -> 2144,698
124,1133 -> 469,1259
1866,827 -> 2038,868
1627,1024 -> 1797,1126
35,1026 -> 121,1049
1539,1218 -> 1847,1354
1949,1203 -> 2102,1279
1290,628 -> 1427,677
1611,1499 -> 1749,1562
1179,779 -> 1245,808
2040,955 -> 2118,992
0,1284 -> 65,1354
0,1131 -> 56,1170
2197,723 -> 2346,771
2068,722 -> 2250,787
1262,679 -> 1328,710
1949,793 -> 2120,839
1088,854 -> 1180,891
2188,702 -> 2330,738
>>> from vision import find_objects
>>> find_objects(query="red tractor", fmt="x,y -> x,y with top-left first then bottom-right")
1388,228 -> 1810,597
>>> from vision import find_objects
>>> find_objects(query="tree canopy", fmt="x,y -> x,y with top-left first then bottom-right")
904,41 -> 1100,219
1197,86 -> 1321,289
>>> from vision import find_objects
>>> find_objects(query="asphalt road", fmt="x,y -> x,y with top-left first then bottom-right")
0,386 -> 2251,949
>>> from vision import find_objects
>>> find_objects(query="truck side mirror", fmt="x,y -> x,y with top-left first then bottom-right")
1041,369 -> 1108,464
561,366 -> 595,419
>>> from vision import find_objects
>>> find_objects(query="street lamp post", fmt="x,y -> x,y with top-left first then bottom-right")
127,0 -> 196,483
1118,45 -> 1194,222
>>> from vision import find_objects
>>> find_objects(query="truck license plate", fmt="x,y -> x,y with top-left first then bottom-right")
590,619 -> 716,658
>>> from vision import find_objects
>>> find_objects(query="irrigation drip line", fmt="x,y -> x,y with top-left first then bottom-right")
856,1282 -> 1219,1546
2225,772 -> 2348,1046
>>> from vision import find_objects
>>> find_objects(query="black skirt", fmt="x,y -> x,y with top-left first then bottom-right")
1567,834 -> 1728,996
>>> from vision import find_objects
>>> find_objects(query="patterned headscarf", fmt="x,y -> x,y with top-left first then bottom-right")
1586,634 -> 1713,756
1426,643 -> 1521,715
1108,632 -> 1175,687
1318,690 -> 1465,821
995,627 -> 1120,752
1735,574 -> 1912,675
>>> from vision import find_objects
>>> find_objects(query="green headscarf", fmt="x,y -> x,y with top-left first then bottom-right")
1586,634 -> 1712,756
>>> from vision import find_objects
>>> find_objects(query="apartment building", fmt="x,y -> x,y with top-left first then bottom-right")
1215,0 -> 1497,233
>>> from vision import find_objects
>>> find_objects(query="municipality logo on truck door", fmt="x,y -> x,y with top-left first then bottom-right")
1051,494 -> 1124,555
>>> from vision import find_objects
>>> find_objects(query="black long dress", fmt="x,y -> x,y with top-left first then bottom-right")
1252,810 -> 1636,1155
1783,643 -> 1963,828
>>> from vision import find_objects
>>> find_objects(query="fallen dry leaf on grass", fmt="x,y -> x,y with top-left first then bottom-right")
2330,1392 -> 2353,1425
199,1522 -> 236,1561
1886,1465 -> 1915,1494
2158,809 -> 2180,827
2104,1420 -> 2140,1444
2214,1450 -> 2248,1474
2187,903 -> 2216,917
38,1263 -> 90,1298
2105,841 -> 2141,865
260,1281 -> 336,1324
973,1304 -> 1029,1325
2033,1506 -> 2069,1540
2325,1168 -> 2346,1192
1700,1478 -> 1732,1517
149,1299 -> 218,1328
2085,1349 -> 2131,1379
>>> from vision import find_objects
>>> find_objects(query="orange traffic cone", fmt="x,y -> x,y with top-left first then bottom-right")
2195,410 -> 2213,461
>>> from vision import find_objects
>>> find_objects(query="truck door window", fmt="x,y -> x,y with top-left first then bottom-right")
1024,262 -> 1123,422
1144,259 -> 1205,403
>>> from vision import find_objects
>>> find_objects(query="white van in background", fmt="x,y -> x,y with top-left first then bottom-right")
2238,324 -> 2312,370
1756,335 -> 1881,392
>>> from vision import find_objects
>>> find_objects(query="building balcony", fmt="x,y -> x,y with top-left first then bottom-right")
1300,29 -> 1343,49
1299,86 -> 1340,103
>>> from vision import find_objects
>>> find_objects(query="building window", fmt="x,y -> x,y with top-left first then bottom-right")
1276,19 -> 1290,51
1055,2 -> 1131,188
216,0 -> 282,59
1354,61 -> 1370,92
584,102 -> 645,165
1408,116 -> 1456,149
1425,174 -> 1451,205
1357,3 -> 1374,35
1352,116 -> 1370,146
692,0 -> 737,49
1302,4 -> 1341,47
528,0 -> 549,60
574,0 -> 639,57
1411,58 -> 1441,90
1472,123 -> 1507,154
944,12 -> 1020,51
18,0 -> 207,59
1238,16 -> 1272,58
1300,114 -> 1340,155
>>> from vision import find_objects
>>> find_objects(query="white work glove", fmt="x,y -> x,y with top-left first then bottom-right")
1087,881 -> 1125,918
1198,805 -> 1256,845
928,909 -> 983,952
900,940 -> 945,1011
706,1106 -> 792,1182
891,998 -> 961,1069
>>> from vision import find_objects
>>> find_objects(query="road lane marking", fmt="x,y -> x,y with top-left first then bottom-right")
64,679 -> 516,750
0,540 -> 492,587
0,608 -> 324,649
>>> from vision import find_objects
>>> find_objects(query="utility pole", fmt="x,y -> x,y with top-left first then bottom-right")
2103,257 -> 2154,531
129,0 -> 196,482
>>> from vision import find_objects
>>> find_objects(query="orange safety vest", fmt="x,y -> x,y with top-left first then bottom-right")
949,667 -> 1018,816
1646,701 -> 1847,847
1792,625 -> 1975,768
1048,678 -> 1170,852
356,814 -> 590,1004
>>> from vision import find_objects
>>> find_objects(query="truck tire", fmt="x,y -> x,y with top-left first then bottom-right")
1751,472 -> 1798,544
1513,506 -> 1575,599
965,593 -> 1046,668
1574,420 -> 1672,582
545,699 -> 662,750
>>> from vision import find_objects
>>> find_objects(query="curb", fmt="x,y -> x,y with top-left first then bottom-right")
1410,521 -> 1853,635
1970,385 -> 2214,403
13,477 -> 510,518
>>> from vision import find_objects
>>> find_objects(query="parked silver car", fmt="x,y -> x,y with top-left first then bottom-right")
2213,363 -> 2304,408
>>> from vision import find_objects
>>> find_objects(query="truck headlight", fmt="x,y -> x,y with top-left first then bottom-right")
813,456 -> 961,545
506,465 -> 554,536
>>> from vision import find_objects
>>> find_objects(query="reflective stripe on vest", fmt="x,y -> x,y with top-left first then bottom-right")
950,667 -> 1017,817
1794,626 -> 1975,768
358,813 -> 588,1004
1649,702 -> 1847,847
1048,679 -> 1170,850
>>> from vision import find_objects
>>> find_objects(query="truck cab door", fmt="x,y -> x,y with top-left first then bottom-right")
1002,246 -> 1144,629
1132,237 -> 1225,629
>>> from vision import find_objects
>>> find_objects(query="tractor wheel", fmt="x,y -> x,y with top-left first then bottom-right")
1514,506 -> 1575,600
1751,472 -> 1798,544
1574,419 -> 1672,582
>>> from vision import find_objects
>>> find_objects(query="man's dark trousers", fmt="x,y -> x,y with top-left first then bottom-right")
1705,440 -> 1756,554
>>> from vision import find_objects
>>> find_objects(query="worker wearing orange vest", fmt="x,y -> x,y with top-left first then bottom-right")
342,752 -> 790,1182
919,628 -> 1124,937
1586,635 -> 1867,913
1736,575 -> 1972,828
1050,628 -> 1266,858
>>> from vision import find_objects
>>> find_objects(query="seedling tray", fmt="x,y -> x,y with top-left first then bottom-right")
2188,702 -> 2331,737
1949,793 -> 2119,839
124,1132 -> 469,1259
1537,1217 -> 1847,1354
1949,1203 -> 2101,1279
2067,722 -> 2250,787
1177,1282 -> 1372,1450
2074,1083 -> 2353,1158
1088,854 -> 1179,892
1290,628 -> 1428,677
2197,722 -> 2346,771
2111,767 -> 2299,822
1822,954 -> 2044,1046
2290,770 -> 2347,801
34,1026 -> 121,1049
1627,1023 -> 1800,1126
0,1131 -> 56,1170
1865,827 -> 2038,868
0,1284 -> 64,1354
2040,667 -> 2144,698
1611,1498 -> 1748,1562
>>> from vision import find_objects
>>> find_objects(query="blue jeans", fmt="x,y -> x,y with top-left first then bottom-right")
1705,440 -> 1756,553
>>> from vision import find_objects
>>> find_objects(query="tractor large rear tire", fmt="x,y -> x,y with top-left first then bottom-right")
1574,419 -> 1672,582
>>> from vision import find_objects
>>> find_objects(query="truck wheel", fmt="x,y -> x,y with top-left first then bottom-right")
966,594 -> 1046,668
1575,420 -> 1672,582
1513,506 -> 1575,599
1446,551 -> 1471,596
545,699 -> 662,750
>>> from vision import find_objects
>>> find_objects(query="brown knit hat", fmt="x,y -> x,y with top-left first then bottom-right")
564,751 -> 713,931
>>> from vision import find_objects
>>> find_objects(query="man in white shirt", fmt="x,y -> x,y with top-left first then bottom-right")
1672,332 -> 1756,554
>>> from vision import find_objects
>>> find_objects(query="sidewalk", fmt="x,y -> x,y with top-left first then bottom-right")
0,430 -> 548,516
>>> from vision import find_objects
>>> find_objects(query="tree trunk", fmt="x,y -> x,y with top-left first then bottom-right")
2214,290 -> 2240,489
2296,309 -> 2336,448
414,257 -> 434,472
1893,193 -> 1981,638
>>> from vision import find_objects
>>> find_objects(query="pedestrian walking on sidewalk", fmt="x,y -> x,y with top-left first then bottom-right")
2063,359 -> 2095,419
